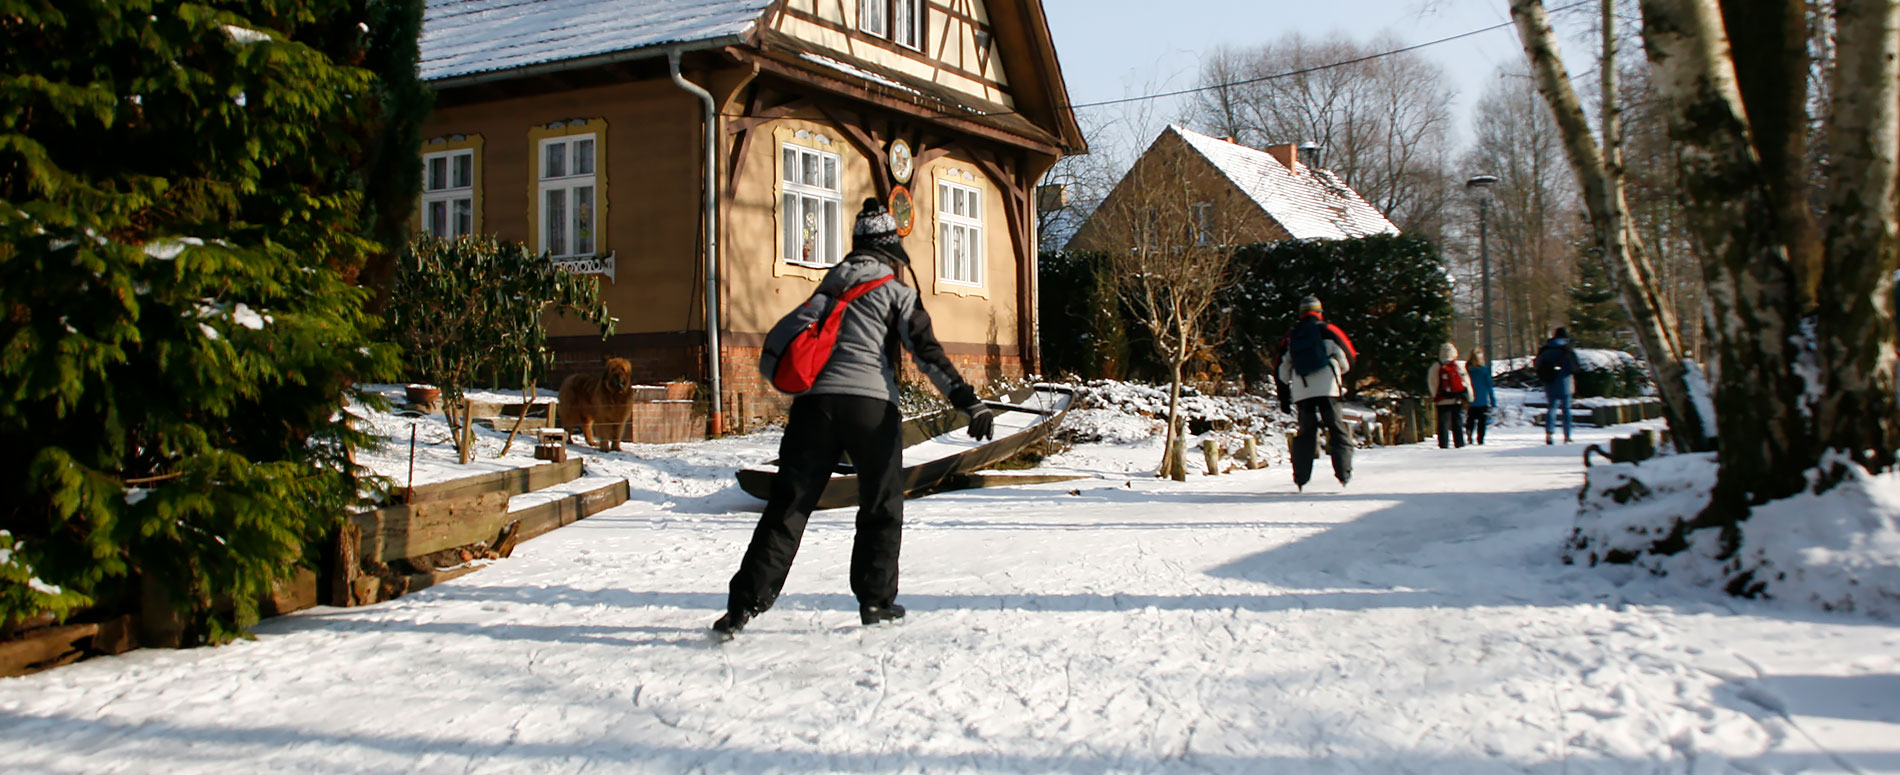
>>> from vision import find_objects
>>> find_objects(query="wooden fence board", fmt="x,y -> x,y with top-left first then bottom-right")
404,458 -> 580,504
512,480 -> 630,542
352,490 -> 511,563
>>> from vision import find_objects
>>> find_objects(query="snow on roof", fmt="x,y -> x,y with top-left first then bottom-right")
797,52 -> 922,96
420,0 -> 774,83
1168,125 -> 1399,240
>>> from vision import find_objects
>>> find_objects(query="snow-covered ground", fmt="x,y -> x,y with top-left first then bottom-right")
4,397 -> 1898,774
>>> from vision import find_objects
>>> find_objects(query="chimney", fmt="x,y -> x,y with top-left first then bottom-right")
1265,143 -> 1297,169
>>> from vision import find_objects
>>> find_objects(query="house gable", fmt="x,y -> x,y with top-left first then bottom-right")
770,0 -> 1012,109
759,0 -> 1084,155
1068,126 -> 1398,251
1169,126 -> 1399,241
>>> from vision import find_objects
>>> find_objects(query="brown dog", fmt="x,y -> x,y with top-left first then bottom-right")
558,357 -> 636,451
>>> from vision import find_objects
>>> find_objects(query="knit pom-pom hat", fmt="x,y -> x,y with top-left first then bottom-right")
852,197 -> 905,258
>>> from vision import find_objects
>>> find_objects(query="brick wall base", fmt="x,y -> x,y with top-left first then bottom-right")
547,336 -> 1025,438
718,345 -> 1024,434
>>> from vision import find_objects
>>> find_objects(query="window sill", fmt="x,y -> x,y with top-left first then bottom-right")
551,251 -> 616,283
782,259 -> 840,270
933,279 -> 988,299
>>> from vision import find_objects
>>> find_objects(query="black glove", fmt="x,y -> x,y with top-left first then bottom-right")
965,406 -> 994,441
947,384 -> 979,409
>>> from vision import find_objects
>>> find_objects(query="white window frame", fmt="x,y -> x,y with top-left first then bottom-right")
781,142 -> 844,267
537,133 -> 598,259
1191,202 -> 1213,246
859,0 -> 889,38
421,149 -> 475,238
937,179 -> 983,286
892,0 -> 922,49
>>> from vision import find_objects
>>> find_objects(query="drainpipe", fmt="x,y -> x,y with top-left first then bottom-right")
668,48 -> 723,436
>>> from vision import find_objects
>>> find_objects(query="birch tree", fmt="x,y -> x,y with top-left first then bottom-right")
1634,0 -> 1818,529
1509,0 -> 1716,452
1814,0 -> 1900,472
1577,0 -> 1899,554
1073,139 -> 1237,476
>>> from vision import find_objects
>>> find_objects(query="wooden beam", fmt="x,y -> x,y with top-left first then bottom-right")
726,97 -> 809,135
727,48 -> 1062,157
819,102 -> 894,199
351,490 -> 511,563
971,150 -> 1040,374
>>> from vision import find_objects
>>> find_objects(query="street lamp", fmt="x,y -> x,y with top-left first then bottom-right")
1465,174 -> 1499,359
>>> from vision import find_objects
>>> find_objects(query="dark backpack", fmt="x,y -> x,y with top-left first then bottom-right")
760,275 -> 895,394
1437,362 -> 1466,398
1287,321 -> 1332,377
1534,345 -> 1567,383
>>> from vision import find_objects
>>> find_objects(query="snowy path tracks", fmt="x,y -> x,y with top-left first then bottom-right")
3,424 -> 1897,774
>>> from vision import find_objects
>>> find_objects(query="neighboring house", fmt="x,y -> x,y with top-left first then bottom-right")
1068,125 -> 1397,250
416,0 -> 1086,434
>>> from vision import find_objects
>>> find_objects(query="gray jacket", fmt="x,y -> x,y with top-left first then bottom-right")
763,254 -> 974,407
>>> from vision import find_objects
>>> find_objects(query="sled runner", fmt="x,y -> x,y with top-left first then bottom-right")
735,385 -> 1076,509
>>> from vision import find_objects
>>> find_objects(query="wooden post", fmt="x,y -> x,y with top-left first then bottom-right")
330,521 -> 360,607
1170,437 -> 1188,482
138,574 -> 185,649
1243,435 -> 1260,469
1202,439 -> 1221,475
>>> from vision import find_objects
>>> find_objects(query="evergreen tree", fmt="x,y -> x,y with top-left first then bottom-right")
1568,247 -> 1632,349
354,0 -> 433,313
1219,234 -> 1456,397
0,0 -> 413,642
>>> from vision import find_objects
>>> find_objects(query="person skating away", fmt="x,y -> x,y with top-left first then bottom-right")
1465,346 -> 1497,445
1534,327 -> 1584,444
714,199 -> 994,639
1277,295 -> 1357,490
1427,342 -> 1473,449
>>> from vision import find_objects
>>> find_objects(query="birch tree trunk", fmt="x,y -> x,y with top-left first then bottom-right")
1816,0 -> 1900,475
1636,0 -> 1813,531
1718,0 -> 1822,305
1509,0 -> 1714,452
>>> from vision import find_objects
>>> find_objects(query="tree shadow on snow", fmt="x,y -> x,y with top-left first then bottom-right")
10,705 -> 1853,775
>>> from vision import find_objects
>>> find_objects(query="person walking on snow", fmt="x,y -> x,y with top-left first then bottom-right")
1427,342 -> 1473,449
714,198 -> 994,639
1534,327 -> 1584,445
1277,295 -> 1356,490
1464,346 -> 1497,445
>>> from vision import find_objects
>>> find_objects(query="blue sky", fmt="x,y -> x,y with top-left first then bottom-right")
1042,0 -> 1598,154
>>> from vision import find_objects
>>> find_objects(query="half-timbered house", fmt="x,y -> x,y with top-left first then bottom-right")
416,0 -> 1086,435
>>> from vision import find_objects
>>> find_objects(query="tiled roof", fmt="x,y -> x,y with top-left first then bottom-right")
419,0 -> 774,83
1169,125 -> 1399,240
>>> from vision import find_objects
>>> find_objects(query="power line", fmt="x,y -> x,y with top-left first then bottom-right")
1065,0 -> 1593,112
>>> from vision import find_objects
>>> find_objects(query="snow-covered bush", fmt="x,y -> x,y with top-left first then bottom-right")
1057,380 -> 1291,444
1498,348 -> 1650,398
1569,452 -> 1900,621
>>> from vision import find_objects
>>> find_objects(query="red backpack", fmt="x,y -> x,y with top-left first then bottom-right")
764,275 -> 895,394
1437,362 -> 1467,398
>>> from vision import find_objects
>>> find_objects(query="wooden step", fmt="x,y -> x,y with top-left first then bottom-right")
507,476 -> 631,543
403,457 -> 580,504
383,477 -> 629,599
475,416 -> 552,431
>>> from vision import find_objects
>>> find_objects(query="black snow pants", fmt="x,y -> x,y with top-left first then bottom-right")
1292,396 -> 1353,486
1436,403 -> 1467,448
727,394 -> 905,615
1466,405 -> 1490,445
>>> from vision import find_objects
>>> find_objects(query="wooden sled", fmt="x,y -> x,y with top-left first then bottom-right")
735,385 -> 1076,510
